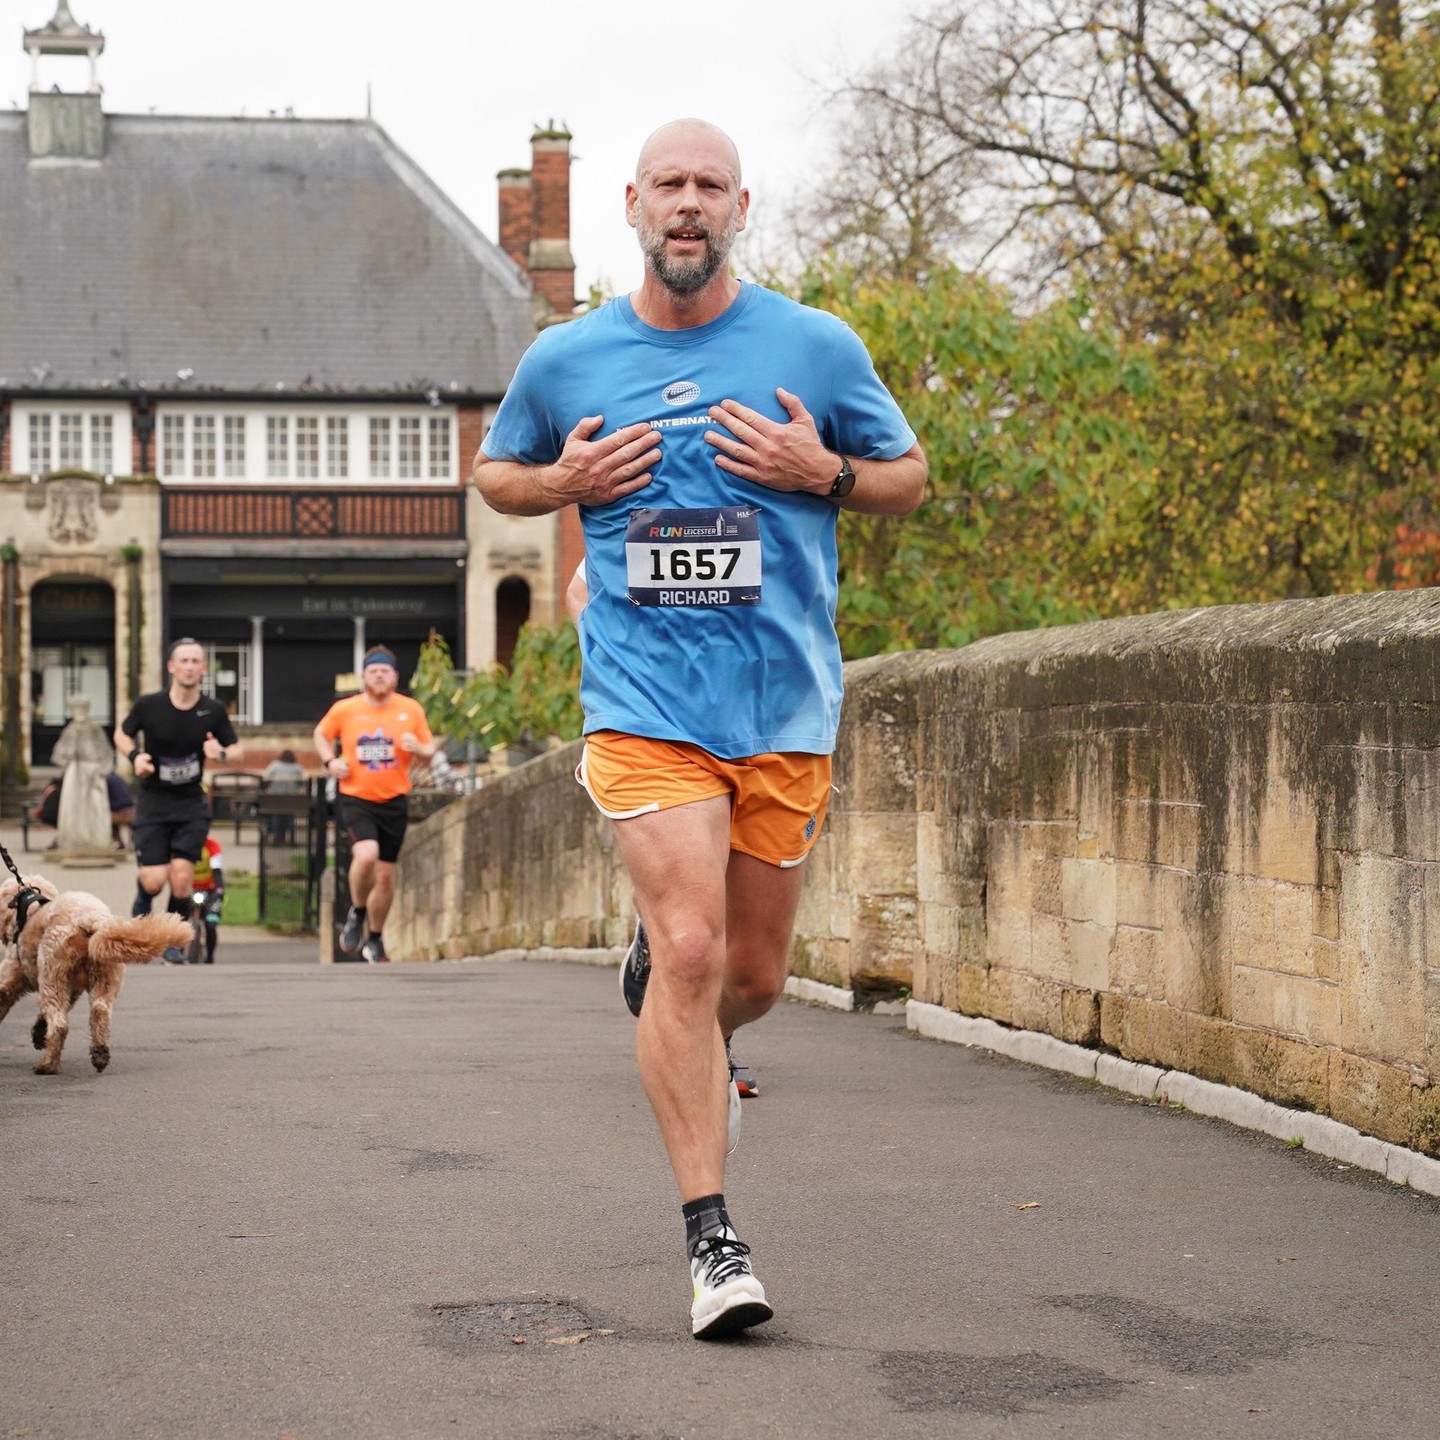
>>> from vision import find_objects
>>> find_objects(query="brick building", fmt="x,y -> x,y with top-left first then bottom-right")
0,3 -> 584,770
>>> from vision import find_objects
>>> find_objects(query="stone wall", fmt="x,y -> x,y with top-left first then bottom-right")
388,588 -> 1440,1154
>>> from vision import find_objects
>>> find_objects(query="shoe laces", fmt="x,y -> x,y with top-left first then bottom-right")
631,926 -> 651,981
693,1234 -> 753,1288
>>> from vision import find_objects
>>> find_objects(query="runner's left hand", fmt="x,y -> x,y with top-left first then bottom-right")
705,388 -> 835,495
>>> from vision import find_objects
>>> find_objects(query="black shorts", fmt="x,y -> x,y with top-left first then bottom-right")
132,798 -> 210,867
338,794 -> 409,864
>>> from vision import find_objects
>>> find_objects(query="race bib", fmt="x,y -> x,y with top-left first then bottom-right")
355,736 -> 397,767
625,506 -> 762,608
157,754 -> 202,785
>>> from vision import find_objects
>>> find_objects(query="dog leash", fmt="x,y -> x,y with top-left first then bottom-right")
0,840 -> 51,937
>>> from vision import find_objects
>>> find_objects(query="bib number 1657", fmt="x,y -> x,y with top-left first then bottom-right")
647,546 -> 741,582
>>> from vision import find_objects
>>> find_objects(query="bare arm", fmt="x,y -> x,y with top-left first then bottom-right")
313,723 -> 349,780
706,388 -> 928,516
114,723 -> 155,779
472,416 -> 662,516
564,562 -> 589,622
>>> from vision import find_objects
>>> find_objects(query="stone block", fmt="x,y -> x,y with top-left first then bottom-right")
1113,798 -> 1202,870
920,901 -> 962,961
1313,886 -> 1340,942
1162,874 -> 1229,1016
1067,920 -> 1114,991
1110,923 -> 1161,998
1060,986 -> 1101,1046
851,893 -> 919,990
846,716 -> 918,811
1183,1012 -> 1239,1088
1230,967 -> 1340,1046
1115,861 -> 1166,930
1329,1051 -> 1413,1147
1011,971 -> 1063,1035
1228,773 -> 1320,886
1032,856 -> 1065,916
1061,857 -> 1117,927
1232,1027 -> 1329,1112
1099,993 -> 1186,1070
1337,855 -> 1426,1063
848,812 -> 917,896
986,966 -> 1016,1026
1407,1085 -> 1440,1157
1028,913 -> 1073,983
1029,819 -> 1080,855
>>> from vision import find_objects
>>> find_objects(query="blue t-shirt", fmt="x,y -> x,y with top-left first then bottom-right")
482,283 -> 917,757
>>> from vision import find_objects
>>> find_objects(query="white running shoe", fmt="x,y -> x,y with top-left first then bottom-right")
690,1233 -> 773,1340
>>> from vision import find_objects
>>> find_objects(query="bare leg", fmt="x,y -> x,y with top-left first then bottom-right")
361,861 -> 397,933
347,839 -> 380,910
167,858 -> 196,902
612,796 -> 733,1203
717,851 -> 807,1039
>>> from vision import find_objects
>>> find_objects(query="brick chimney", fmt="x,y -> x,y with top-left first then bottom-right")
497,168 -> 532,271
526,126 -> 575,317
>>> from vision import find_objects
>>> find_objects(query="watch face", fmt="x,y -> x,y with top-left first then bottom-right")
831,459 -> 856,497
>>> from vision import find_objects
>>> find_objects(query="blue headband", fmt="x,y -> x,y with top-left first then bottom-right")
362,649 -> 398,671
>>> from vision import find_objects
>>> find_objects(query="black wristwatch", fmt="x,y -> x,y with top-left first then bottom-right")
829,455 -> 856,498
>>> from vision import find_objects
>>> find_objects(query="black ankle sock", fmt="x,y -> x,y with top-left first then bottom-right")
132,887 -> 153,917
351,905 -> 367,922
167,894 -> 194,921
682,1193 -> 734,1255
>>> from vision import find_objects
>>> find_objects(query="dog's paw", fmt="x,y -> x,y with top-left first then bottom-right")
90,1045 -> 110,1072
31,1016 -> 47,1049
33,1059 -> 59,1075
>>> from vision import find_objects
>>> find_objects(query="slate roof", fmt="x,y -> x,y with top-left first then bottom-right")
0,112 -> 535,397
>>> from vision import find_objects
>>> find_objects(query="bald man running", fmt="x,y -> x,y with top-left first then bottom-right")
474,118 -> 926,1339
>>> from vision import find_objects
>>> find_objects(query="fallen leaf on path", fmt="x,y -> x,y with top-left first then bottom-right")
1015,1202 -> 1042,1210
1276,1256 -> 1297,1264
546,1333 -> 589,1345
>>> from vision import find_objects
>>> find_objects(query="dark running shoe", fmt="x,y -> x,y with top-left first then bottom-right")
162,946 -> 186,965
620,916 -> 651,1017
339,905 -> 365,954
690,1234 -> 772,1340
360,935 -> 390,964
726,1036 -> 759,1098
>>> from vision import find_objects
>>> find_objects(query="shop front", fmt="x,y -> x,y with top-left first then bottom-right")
164,558 -> 463,723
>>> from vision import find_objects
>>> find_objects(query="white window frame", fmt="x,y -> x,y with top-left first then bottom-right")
12,403 -> 132,476
363,409 -> 456,483
150,406 -> 457,483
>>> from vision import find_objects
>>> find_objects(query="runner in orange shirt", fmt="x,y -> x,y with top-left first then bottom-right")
313,646 -> 438,964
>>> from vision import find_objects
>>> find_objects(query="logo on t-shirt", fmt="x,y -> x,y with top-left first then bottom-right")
661,380 -> 701,407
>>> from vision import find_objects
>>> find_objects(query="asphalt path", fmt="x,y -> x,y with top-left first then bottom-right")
3,952 -> 1439,1439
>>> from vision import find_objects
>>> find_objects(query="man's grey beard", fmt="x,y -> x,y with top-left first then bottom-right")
637,213 -> 738,297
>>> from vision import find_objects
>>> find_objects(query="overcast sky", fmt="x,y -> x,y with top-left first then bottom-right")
3,0 -> 917,296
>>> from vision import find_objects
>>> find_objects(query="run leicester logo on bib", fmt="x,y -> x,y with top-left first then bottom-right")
624,506 -> 762,608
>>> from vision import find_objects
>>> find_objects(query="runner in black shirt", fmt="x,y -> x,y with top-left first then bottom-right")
114,639 -> 242,947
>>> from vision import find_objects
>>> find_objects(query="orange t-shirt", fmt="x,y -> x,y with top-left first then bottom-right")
318,692 -> 435,803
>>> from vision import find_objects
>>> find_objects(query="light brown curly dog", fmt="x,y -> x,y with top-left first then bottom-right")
0,874 -> 191,1074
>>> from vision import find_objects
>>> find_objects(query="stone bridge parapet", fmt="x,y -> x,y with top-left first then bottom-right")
390,588 -> 1440,1154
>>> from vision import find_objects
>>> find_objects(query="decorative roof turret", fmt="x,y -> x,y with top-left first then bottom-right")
25,1 -> 105,89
